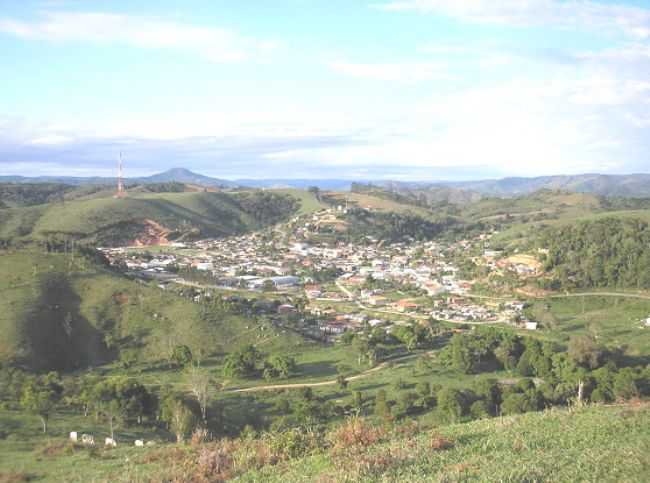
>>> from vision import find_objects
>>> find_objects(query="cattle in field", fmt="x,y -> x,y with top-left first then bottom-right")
135,440 -> 144,447
105,437 -> 117,447
69,431 -> 78,442
81,434 -> 95,446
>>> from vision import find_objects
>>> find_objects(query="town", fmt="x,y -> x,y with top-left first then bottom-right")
101,208 -> 542,339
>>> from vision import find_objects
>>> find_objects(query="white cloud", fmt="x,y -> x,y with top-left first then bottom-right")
0,11 -> 277,62
377,0 -> 650,39
329,60 -> 451,83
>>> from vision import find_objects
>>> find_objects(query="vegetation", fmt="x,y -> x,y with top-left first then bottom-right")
0,190 -> 301,246
538,217 -> 650,289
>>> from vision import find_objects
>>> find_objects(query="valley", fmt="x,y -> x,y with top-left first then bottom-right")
1,181 -> 650,481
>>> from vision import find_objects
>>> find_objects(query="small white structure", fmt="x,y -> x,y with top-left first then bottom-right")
134,440 -> 144,447
525,321 -> 538,331
105,437 -> 117,447
81,434 -> 95,446
645,317 -> 650,327
69,431 -> 78,442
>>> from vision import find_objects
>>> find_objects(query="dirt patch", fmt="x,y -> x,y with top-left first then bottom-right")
113,292 -> 130,305
133,219 -> 172,246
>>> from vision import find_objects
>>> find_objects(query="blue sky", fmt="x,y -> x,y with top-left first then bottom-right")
1,0 -> 650,180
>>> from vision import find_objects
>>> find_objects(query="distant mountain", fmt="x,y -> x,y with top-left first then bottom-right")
3,171 -> 650,198
0,168 -> 238,189
140,168 -> 238,188
443,174 -> 650,198
236,179 -> 353,190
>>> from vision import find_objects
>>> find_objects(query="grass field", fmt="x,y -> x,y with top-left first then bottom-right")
268,188 -> 325,215
0,248 -> 308,371
526,296 -> 650,358
2,403 -> 647,482
241,402 -> 650,482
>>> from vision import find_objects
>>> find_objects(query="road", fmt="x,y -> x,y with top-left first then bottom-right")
226,350 -> 432,393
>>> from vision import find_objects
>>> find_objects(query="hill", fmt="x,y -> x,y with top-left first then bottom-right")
240,403 -> 650,482
446,173 -> 650,198
0,403 -> 646,481
0,248 -> 232,371
0,190 -> 306,246
137,168 -> 238,188
0,168 -> 237,189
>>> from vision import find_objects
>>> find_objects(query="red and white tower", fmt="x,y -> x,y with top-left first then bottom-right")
115,152 -> 126,198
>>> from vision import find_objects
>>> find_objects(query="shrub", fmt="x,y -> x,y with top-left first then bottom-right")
329,417 -> 386,453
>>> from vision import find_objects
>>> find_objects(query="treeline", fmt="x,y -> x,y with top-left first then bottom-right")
0,183 -> 74,207
537,217 -> 650,289
0,367 -> 221,443
438,328 -> 650,417
346,208 -> 458,243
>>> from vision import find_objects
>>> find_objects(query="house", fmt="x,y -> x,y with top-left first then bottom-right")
395,299 -> 419,313
367,295 -> 388,306
269,276 -> 300,288
304,284 -> 323,299
525,321 -> 538,331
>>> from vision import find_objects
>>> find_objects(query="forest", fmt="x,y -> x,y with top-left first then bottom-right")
537,217 -> 650,289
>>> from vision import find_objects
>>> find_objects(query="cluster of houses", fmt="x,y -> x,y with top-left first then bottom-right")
100,208 -> 542,336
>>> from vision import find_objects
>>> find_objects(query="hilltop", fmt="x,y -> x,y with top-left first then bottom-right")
0,189 -> 320,246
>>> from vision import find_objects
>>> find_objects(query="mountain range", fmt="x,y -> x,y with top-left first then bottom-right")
2,169 -> 650,198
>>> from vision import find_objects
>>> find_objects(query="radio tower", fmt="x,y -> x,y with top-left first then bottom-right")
115,152 -> 126,198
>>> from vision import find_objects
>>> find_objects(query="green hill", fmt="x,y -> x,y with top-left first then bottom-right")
1,403 -> 646,481
0,248 -> 272,371
0,189 -> 309,246
239,403 -> 649,482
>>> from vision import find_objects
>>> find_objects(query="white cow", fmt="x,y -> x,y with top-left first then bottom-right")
134,440 -> 144,447
81,434 -> 95,446
69,431 -> 78,442
105,437 -> 117,447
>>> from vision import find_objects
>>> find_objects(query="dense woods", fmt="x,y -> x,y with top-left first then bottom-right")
346,208 -> 457,243
233,192 -> 300,226
538,217 -> 650,289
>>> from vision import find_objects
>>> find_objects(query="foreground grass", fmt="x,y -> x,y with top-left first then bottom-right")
242,403 -> 650,482
1,403 -> 648,482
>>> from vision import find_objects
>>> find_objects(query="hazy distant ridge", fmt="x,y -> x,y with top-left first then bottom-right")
3,169 -> 650,198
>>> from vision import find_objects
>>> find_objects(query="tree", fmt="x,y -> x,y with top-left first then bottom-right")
613,368 -> 640,400
336,374 -> 349,390
171,345 -> 193,368
162,396 -> 195,443
396,391 -> 418,416
308,186 -> 321,201
374,389 -> 390,419
352,391 -> 364,412
437,387 -> 467,422
21,373 -> 63,433
186,366 -> 211,423
473,378 -> 501,415
501,393 -> 535,415
263,355 -> 297,380
223,345 -> 263,378
568,335 -> 603,369
470,400 -> 490,419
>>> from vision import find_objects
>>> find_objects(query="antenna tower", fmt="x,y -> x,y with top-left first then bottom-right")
115,152 -> 126,198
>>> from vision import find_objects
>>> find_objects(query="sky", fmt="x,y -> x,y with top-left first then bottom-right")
1,0 -> 650,180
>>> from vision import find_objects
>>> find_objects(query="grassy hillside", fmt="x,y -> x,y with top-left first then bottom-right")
243,403 -> 650,482
0,190 -> 301,246
0,248 -> 281,371
1,403 -> 646,482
